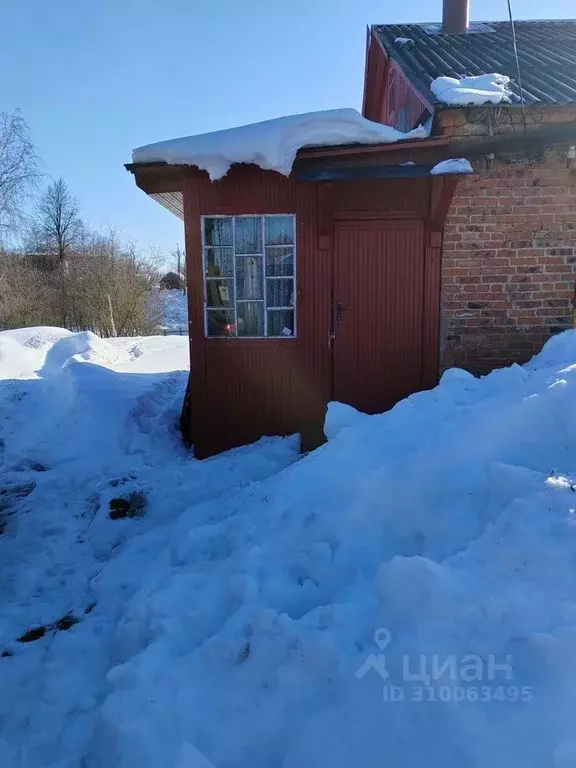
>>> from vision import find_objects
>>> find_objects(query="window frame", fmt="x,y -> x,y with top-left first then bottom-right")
201,214 -> 297,340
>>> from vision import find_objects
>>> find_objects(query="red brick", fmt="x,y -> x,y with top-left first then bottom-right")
442,144 -> 576,374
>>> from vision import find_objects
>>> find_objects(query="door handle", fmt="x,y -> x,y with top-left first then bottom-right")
335,300 -> 350,322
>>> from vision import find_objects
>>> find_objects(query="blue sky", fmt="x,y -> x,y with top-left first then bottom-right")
2,0 -> 573,258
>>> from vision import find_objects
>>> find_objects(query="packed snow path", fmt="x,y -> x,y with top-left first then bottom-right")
0,328 -> 298,767
2,327 -> 576,766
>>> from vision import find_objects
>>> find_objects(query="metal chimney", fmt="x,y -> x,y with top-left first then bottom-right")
442,0 -> 470,34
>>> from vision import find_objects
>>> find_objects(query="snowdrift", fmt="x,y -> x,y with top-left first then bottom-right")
2,327 -> 576,767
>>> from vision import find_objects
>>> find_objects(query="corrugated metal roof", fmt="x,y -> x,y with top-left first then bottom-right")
375,20 -> 576,106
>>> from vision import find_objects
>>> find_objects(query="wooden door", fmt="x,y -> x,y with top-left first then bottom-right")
332,219 -> 426,414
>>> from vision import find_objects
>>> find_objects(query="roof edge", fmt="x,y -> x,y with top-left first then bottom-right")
126,136 -> 451,174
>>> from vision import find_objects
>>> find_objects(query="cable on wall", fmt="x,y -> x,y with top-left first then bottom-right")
507,0 -> 527,131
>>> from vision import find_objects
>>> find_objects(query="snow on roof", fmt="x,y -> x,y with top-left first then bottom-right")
430,158 -> 474,175
430,73 -> 513,106
132,108 -> 429,181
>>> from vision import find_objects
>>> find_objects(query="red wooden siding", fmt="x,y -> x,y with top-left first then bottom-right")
182,165 -> 442,458
363,29 -> 430,130
183,167 -> 331,457
363,29 -> 390,122
333,220 -> 426,413
385,64 -> 431,131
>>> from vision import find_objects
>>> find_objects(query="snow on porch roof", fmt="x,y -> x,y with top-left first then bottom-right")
131,108 -> 429,182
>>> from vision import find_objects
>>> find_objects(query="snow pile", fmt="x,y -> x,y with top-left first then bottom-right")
431,73 -> 513,105
394,37 -> 414,45
4,326 -> 576,765
430,158 -> 474,175
132,108 -> 429,181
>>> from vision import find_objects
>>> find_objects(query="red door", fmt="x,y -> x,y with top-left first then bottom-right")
332,219 -> 426,414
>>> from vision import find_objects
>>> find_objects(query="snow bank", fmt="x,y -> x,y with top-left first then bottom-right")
431,73 -> 513,106
3,328 -> 576,766
430,158 -> 474,175
132,108 -> 429,181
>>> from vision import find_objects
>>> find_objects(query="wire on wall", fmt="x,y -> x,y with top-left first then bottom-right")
507,0 -> 527,131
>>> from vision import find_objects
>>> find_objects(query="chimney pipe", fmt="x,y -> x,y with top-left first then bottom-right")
442,0 -> 470,34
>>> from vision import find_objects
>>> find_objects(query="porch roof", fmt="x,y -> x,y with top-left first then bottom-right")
125,135 -> 451,220
126,118 -> 576,220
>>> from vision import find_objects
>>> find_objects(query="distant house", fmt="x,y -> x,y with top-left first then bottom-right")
159,271 -> 185,291
127,1 -> 576,457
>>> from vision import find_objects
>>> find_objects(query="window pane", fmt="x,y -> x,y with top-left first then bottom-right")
265,215 -> 294,245
236,254 -> 263,299
237,301 -> 264,337
266,278 -> 294,308
267,310 -> 295,337
265,247 -> 294,277
235,217 -> 262,254
205,247 -> 233,277
206,278 -> 234,308
204,218 -> 232,246
207,309 -> 236,337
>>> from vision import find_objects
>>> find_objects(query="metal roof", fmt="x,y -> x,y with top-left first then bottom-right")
374,20 -> 576,106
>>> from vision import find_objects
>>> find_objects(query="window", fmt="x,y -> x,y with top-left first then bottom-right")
202,215 -> 296,338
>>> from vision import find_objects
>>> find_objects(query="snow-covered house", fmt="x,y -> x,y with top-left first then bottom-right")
127,0 -> 576,457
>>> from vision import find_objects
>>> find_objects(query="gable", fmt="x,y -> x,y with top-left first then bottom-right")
362,29 -> 432,130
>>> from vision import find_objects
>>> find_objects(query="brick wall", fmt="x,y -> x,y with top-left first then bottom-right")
439,108 -> 576,373
437,106 -> 576,137
442,150 -> 576,372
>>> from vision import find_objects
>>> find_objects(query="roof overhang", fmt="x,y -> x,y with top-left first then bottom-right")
125,120 -> 576,219
125,136 -> 451,218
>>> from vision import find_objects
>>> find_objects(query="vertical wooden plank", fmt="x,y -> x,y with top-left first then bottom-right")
422,233 -> 442,390
182,175 -> 207,449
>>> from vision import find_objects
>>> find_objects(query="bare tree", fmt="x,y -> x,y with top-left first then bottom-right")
0,111 -> 41,240
65,232 -> 160,336
0,249 -> 58,329
27,178 -> 85,326
30,178 -> 84,264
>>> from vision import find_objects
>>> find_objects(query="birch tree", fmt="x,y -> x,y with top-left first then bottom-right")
0,111 -> 40,240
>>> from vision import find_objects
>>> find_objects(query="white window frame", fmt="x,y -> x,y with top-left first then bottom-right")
201,214 -> 297,339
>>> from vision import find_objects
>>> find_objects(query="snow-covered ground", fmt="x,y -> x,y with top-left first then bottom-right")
2,326 -> 576,766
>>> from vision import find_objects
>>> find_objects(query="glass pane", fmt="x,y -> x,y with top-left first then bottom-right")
235,217 -> 262,254
266,278 -> 294,308
267,310 -> 295,337
237,301 -> 264,337
206,278 -> 234,308
236,254 -> 263,300
207,309 -> 236,337
265,247 -> 294,277
204,218 -> 232,246
265,215 -> 294,245
204,247 -> 233,277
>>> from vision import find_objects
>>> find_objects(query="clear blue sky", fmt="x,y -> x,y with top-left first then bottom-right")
2,0 -> 573,258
